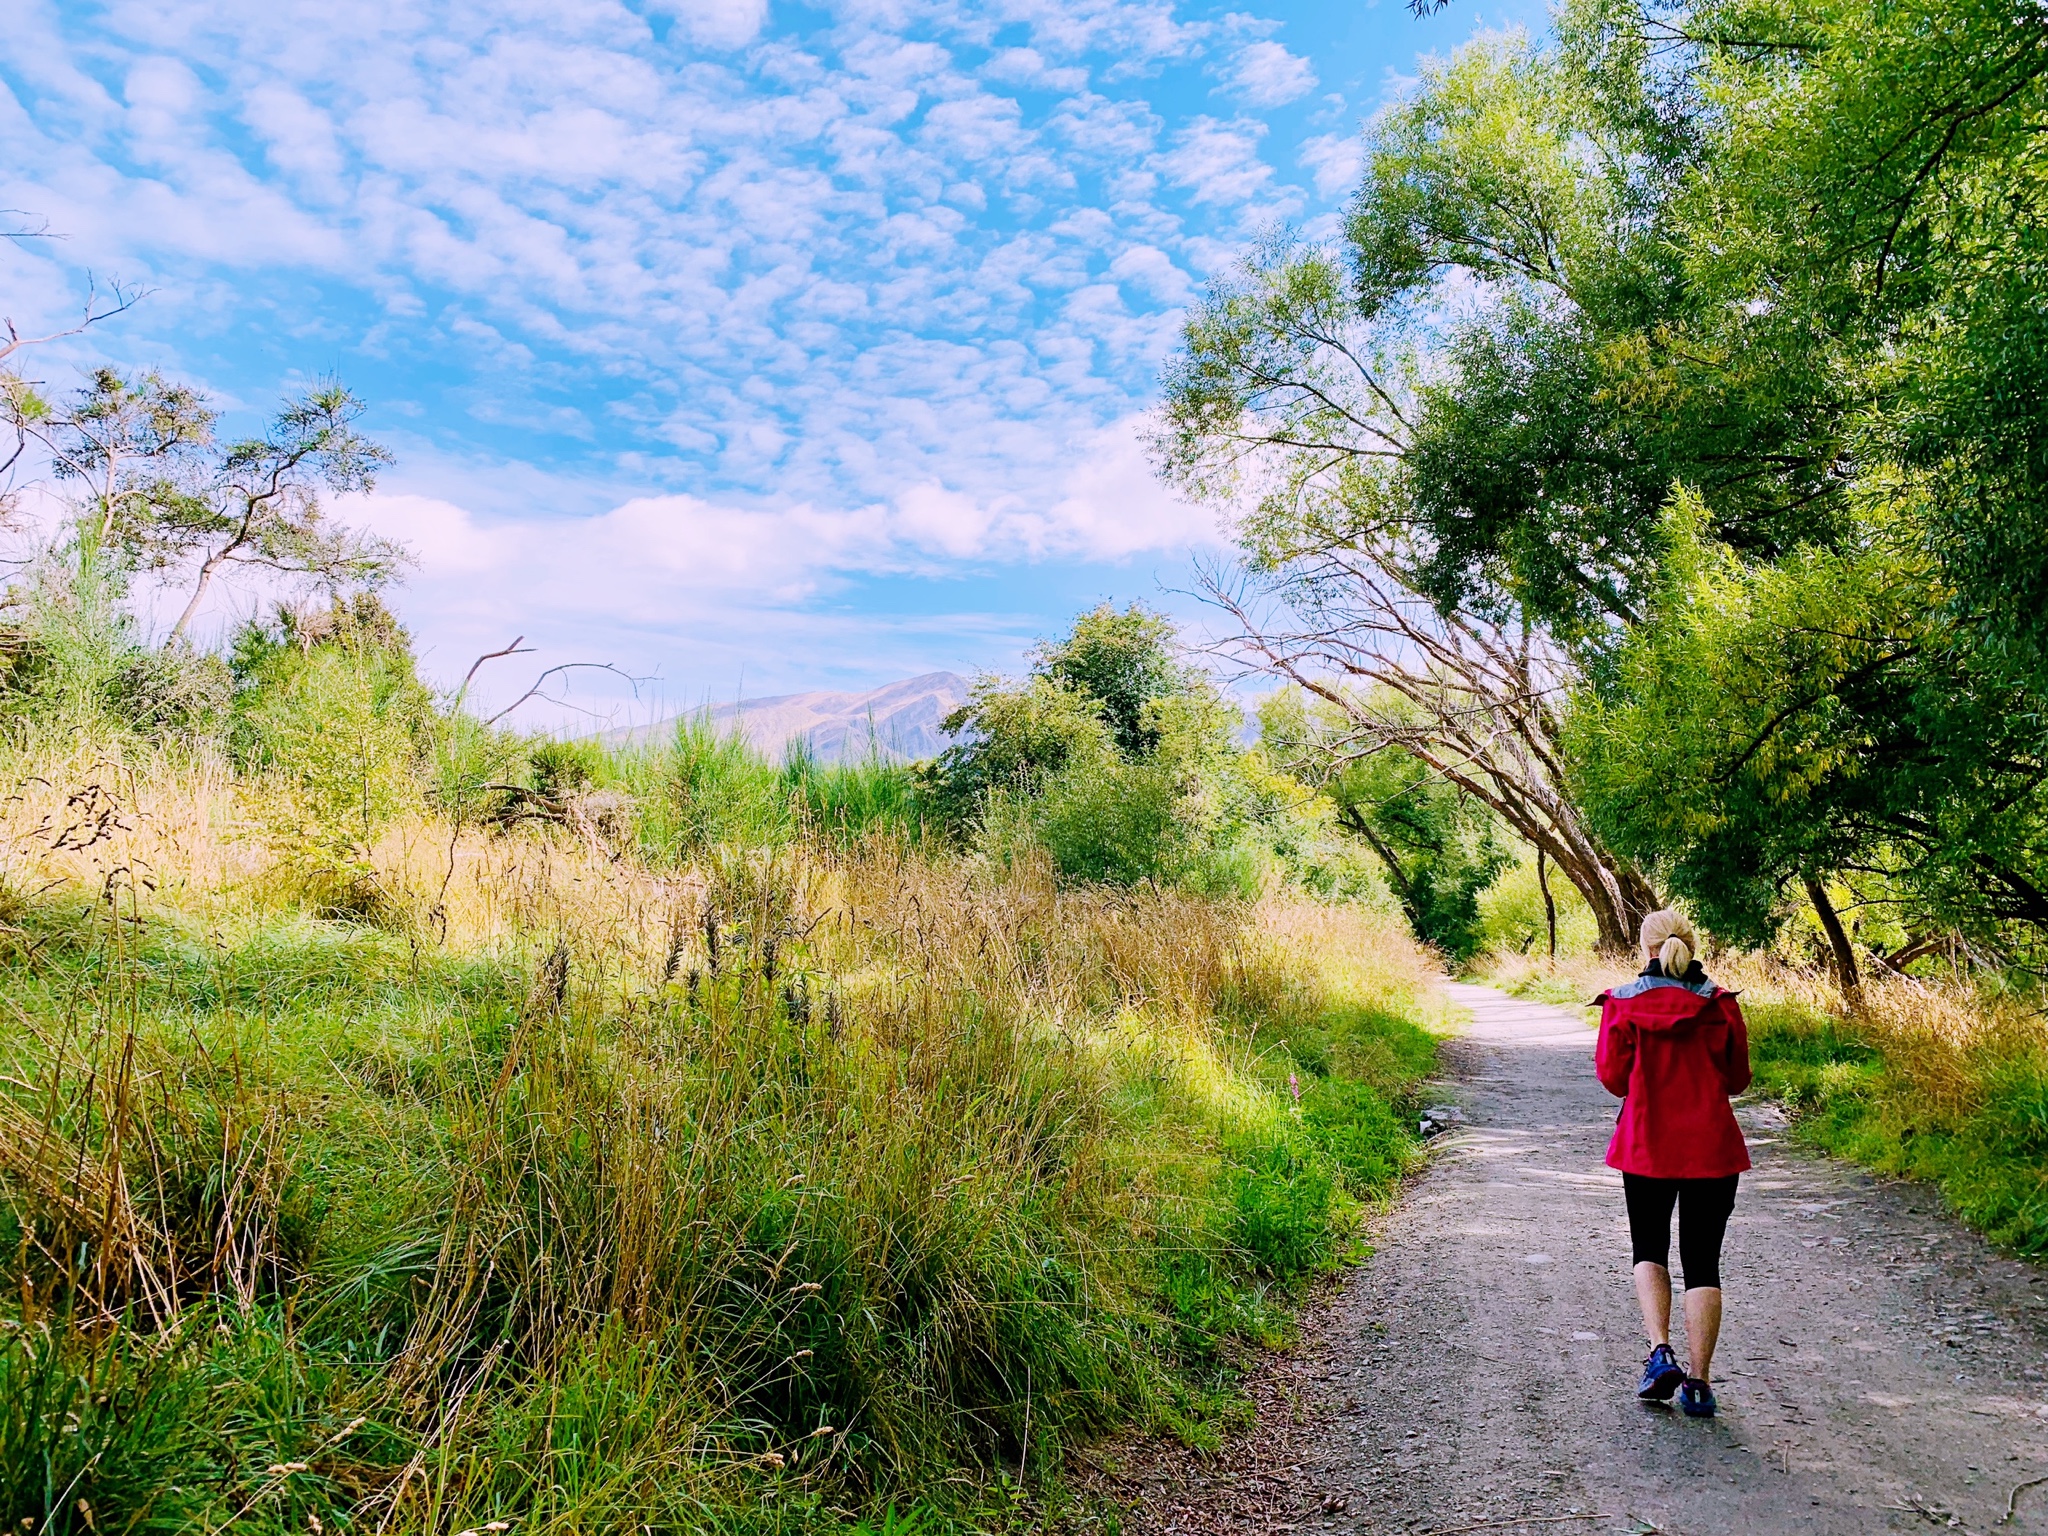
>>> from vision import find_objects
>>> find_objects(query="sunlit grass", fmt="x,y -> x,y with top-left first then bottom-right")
0,742 -> 1446,1534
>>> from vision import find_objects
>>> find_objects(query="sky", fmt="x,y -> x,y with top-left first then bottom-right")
2,0 -> 1542,727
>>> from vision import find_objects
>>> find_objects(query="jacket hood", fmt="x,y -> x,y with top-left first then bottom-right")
1599,982 -> 1731,1033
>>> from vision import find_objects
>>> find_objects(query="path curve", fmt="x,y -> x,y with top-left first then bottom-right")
1110,982 -> 2048,1535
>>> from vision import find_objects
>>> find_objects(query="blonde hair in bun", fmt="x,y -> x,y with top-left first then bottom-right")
1639,908 -> 1698,976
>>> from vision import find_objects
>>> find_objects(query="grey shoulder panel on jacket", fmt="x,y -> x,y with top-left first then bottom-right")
1611,974 -> 1719,1000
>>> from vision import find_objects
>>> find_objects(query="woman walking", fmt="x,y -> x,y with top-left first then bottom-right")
1595,909 -> 1752,1418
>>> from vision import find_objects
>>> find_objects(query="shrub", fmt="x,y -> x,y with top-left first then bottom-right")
0,546 -> 229,747
1475,855 -> 1600,959
1033,753 -> 1181,885
241,644 -> 430,910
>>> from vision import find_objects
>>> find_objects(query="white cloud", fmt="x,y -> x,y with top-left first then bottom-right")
648,0 -> 771,50
1155,117 -> 1273,205
1219,40 -> 1316,108
0,0 -> 1362,691
340,413 -> 1208,625
1298,131 -> 1364,199
1041,416 -> 1215,560
258,412 -> 1216,712
1107,243 -> 1190,303
983,47 -> 1089,92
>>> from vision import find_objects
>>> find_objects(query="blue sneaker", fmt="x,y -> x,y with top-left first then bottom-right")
1678,1377 -> 1717,1417
1636,1343 -> 1684,1401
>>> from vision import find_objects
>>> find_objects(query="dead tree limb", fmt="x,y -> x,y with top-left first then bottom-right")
484,661 -> 649,727
454,636 -> 534,710
1198,556 -> 1657,949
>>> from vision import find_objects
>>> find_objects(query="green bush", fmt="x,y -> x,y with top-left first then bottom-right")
1033,753 -> 1181,885
0,547 -> 228,747
241,644 -> 430,905
610,715 -> 791,858
783,740 -> 924,843
1475,855 -> 1600,958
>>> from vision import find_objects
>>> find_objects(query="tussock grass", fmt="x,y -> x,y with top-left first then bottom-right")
1479,948 -> 2048,1256
0,743 -> 1444,1534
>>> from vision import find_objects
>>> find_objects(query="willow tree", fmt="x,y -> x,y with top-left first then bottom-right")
1157,0 -> 2048,970
1150,14 -> 1716,947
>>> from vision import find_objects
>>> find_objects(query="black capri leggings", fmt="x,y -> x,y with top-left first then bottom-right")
1622,1173 -> 1739,1289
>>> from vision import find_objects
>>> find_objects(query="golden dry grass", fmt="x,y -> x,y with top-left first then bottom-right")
0,742 -> 1453,1533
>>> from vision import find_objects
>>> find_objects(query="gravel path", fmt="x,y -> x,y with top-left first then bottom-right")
1093,983 -> 2048,1535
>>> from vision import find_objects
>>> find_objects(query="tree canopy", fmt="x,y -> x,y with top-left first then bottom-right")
1160,0 -> 2048,968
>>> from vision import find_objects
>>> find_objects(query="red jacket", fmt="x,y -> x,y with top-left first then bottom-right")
1594,979 -> 1753,1178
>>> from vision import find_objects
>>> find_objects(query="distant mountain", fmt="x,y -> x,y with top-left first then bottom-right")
609,672 -> 970,763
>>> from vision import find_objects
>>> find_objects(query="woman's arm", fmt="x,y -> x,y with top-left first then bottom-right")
1719,996 -> 1753,1095
1594,1001 -> 1634,1097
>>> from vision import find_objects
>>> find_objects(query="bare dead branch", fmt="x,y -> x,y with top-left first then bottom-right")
1196,549 -> 1657,948
483,661 -> 652,728
1,276 -> 147,370
455,636 -> 535,709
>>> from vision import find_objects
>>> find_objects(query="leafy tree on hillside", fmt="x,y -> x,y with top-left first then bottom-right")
929,674 -> 1114,821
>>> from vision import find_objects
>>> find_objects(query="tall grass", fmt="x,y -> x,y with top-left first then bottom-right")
0,739 -> 1445,1534
600,718 -> 925,862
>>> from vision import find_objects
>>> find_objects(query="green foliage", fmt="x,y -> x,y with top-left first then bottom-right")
608,715 -> 790,858
1030,756 -> 1182,885
528,735 -> 606,800
0,1321 -> 210,1536
1262,689 -> 1510,959
933,607 -> 1299,891
1475,853 -> 1600,959
1164,0 -> 2048,957
1567,500 -> 2048,949
1032,603 -> 1191,760
18,371 -> 402,639
0,545 -> 228,747
233,599 -> 435,905
1220,1133 -> 1337,1279
1685,0 -> 2048,678
780,740 -> 925,844
932,676 -> 1113,820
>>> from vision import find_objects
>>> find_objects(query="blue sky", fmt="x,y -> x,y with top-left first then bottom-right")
3,0 -> 1542,726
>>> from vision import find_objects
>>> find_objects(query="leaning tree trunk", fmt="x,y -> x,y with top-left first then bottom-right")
1803,876 -> 1863,1005
1204,559 -> 1658,953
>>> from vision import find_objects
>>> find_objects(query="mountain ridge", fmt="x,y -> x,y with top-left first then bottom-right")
606,671 -> 970,763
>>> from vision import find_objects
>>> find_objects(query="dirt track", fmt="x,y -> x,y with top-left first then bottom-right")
1095,983 -> 2048,1535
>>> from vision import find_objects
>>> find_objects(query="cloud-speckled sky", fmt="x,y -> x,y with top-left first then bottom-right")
3,0 -> 1539,725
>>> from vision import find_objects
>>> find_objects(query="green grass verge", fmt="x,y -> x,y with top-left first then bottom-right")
0,892 -> 1439,1535
1747,1000 -> 2048,1257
